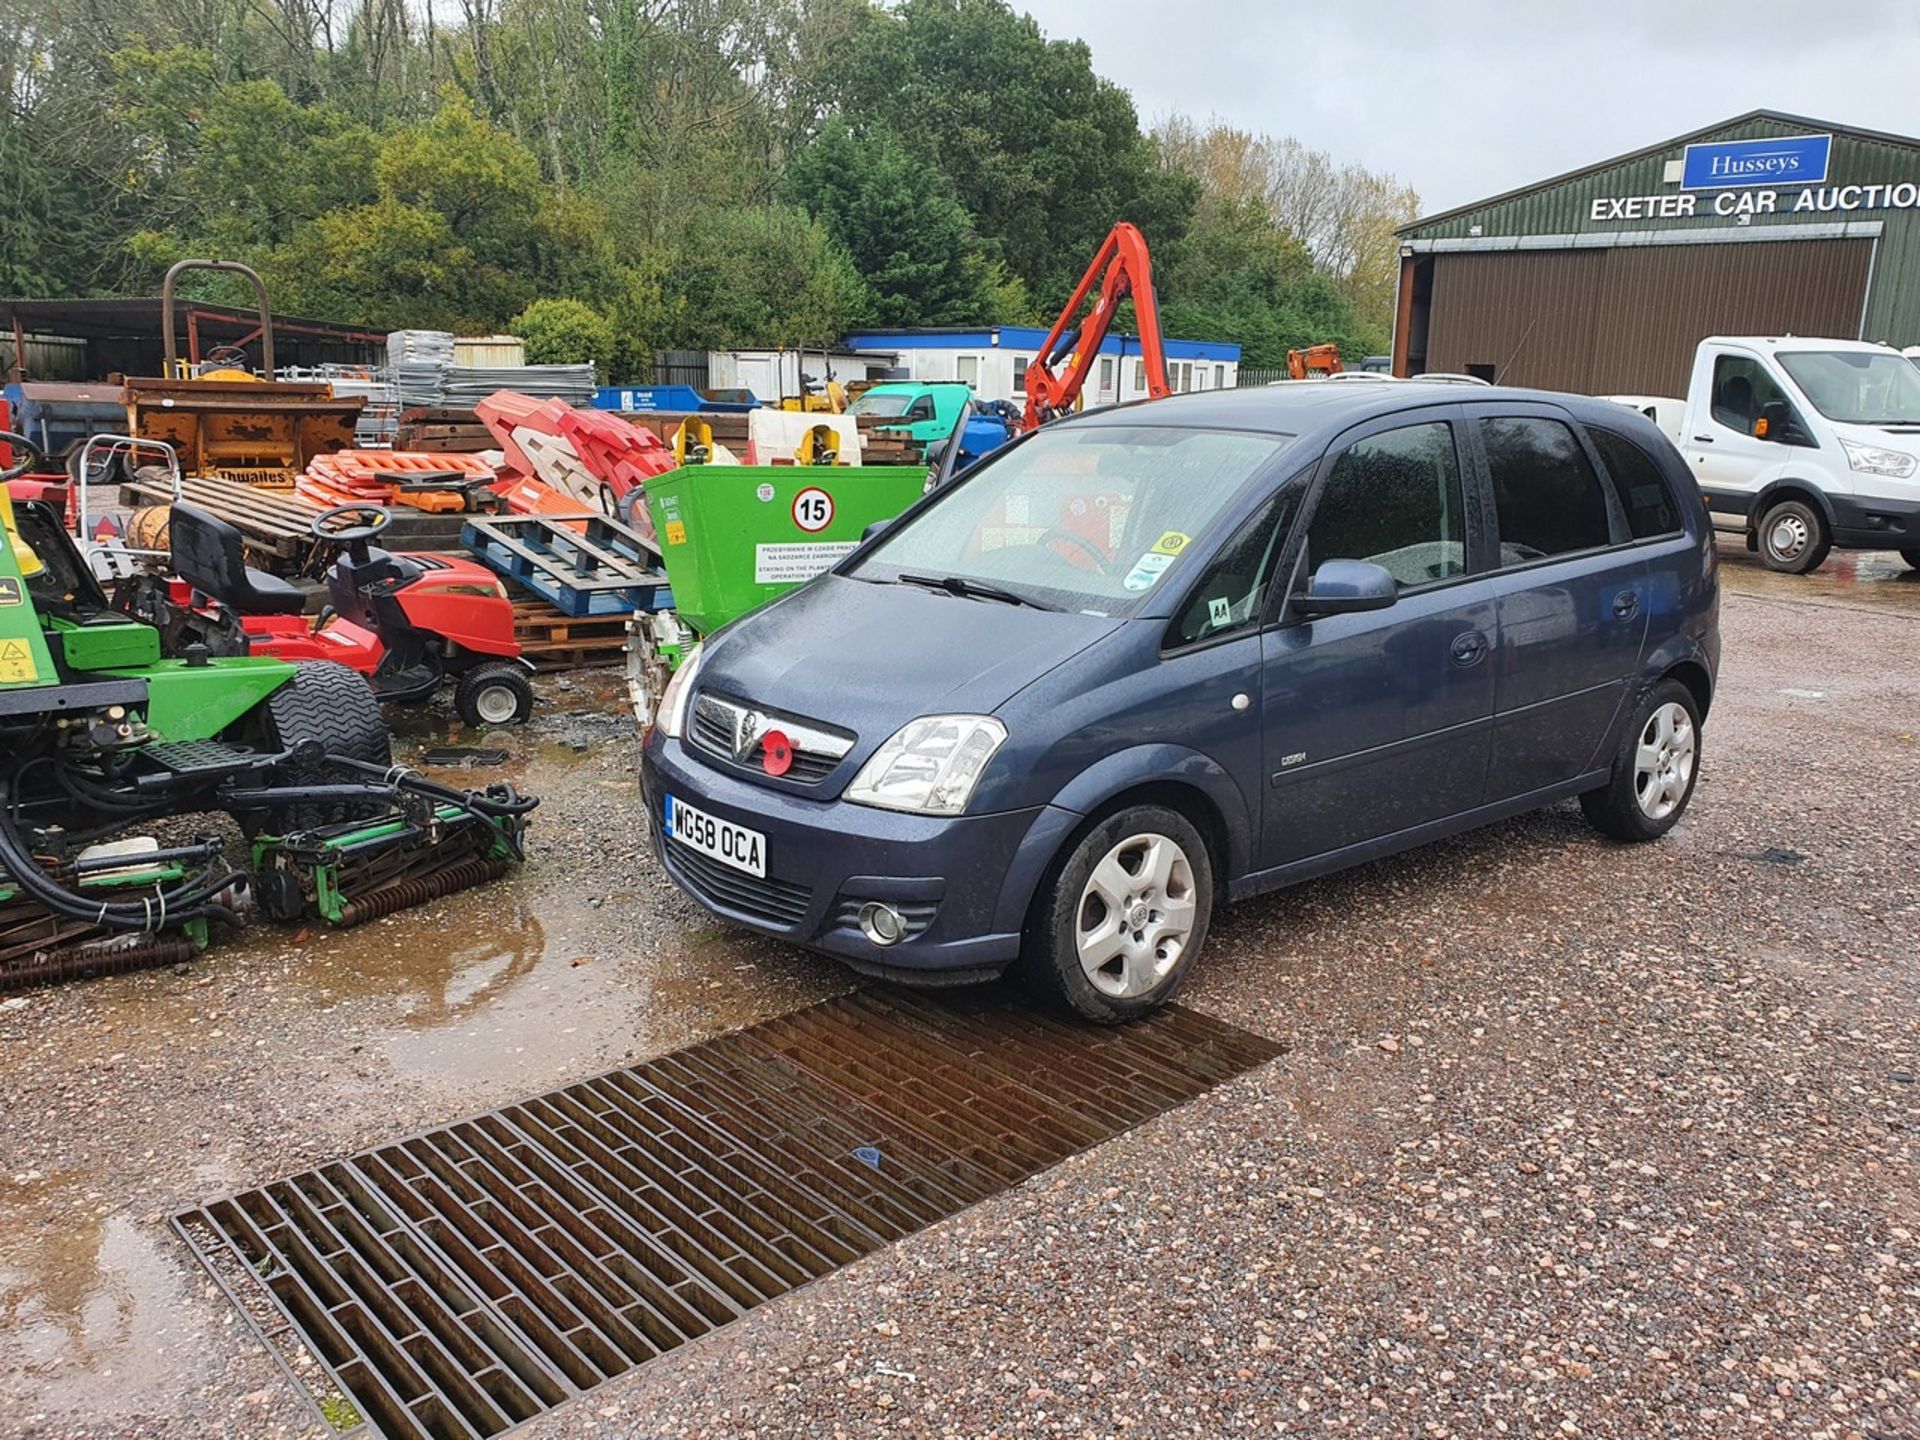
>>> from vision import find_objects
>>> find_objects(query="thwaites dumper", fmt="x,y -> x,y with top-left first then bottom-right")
120,261 -> 362,489
625,428 -> 928,723
0,439 -> 535,989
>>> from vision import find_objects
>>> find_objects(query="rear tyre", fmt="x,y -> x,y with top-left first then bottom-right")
1899,547 -> 1920,571
455,662 -> 534,726
1756,498 -> 1830,574
1022,805 -> 1213,1024
1579,679 -> 1702,843
249,661 -> 393,832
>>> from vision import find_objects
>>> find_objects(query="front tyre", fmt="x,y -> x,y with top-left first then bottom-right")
1024,805 -> 1213,1023
1580,679 -> 1702,842
455,662 -> 535,726
1756,498 -> 1830,574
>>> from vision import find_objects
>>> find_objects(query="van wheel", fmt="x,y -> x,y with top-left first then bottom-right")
1756,498 -> 1830,573
1022,805 -> 1213,1023
1580,679 -> 1702,842
1899,547 -> 1920,571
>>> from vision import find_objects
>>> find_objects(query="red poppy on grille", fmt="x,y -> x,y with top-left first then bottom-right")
762,729 -> 794,777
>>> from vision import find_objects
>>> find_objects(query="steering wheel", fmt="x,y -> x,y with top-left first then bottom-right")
1,430 -> 49,484
1033,525 -> 1113,573
310,504 -> 393,544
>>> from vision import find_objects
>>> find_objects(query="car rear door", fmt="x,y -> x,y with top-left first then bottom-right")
1258,407 -> 1499,867
1463,402 -> 1651,800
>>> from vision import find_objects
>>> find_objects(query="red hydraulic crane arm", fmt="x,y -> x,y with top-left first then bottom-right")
1021,221 -> 1169,432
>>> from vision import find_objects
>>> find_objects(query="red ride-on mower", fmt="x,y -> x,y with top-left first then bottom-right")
137,503 -> 536,726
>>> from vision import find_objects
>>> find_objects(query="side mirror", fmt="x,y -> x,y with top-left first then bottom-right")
1296,559 -> 1398,616
1755,401 -> 1808,446
861,518 -> 893,542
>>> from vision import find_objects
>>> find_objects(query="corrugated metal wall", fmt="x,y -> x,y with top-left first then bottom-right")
1402,114 -> 1920,350
1425,238 -> 1874,395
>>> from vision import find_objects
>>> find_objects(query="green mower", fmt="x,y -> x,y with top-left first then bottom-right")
1,434 -> 536,989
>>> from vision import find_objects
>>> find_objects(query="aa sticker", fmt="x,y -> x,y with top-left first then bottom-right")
664,520 -> 688,546
1151,530 -> 1191,556
0,638 -> 39,683
0,577 -> 21,606
1208,595 -> 1232,627
1122,550 -> 1176,592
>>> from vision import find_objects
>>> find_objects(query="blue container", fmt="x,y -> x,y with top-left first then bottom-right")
593,385 -> 760,414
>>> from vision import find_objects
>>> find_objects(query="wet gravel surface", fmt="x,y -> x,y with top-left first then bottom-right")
3,546 -> 1918,1439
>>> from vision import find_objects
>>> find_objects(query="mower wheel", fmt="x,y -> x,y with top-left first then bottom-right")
456,663 -> 535,726
248,662 -> 394,833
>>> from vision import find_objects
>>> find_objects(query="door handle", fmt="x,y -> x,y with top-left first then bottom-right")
1692,435 -> 1715,443
1449,630 -> 1489,666
1613,590 -> 1641,619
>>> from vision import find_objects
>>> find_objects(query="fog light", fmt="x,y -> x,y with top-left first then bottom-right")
858,901 -> 906,946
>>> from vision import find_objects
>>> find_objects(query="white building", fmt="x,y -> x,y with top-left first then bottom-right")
842,326 -> 1242,408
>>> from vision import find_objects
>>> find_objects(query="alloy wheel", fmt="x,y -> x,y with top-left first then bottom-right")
1074,832 -> 1197,998
1633,701 -> 1696,821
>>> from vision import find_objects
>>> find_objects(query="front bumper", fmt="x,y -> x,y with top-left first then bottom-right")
640,731 -> 1068,979
1829,492 -> 1920,551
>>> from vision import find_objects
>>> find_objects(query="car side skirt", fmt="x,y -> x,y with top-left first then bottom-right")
1228,769 -> 1610,904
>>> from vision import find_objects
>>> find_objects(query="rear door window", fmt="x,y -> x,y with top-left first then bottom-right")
1479,416 -> 1614,564
1589,428 -> 1682,539
1304,421 -> 1467,589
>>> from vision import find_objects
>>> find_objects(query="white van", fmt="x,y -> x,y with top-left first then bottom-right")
1645,337 -> 1920,573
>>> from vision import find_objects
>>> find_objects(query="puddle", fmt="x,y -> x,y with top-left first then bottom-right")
0,1172 -> 207,1424
1718,538 -> 1920,615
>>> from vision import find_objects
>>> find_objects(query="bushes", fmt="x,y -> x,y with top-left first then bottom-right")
509,298 -> 616,372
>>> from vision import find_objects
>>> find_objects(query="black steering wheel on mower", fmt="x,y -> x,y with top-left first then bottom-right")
311,504 -> 393,565
1,430 -> 50,484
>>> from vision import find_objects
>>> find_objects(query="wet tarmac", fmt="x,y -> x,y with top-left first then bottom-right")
1715,532 -> 1920,614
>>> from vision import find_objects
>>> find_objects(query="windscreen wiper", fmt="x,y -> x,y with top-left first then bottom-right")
897,572 -> 1058,610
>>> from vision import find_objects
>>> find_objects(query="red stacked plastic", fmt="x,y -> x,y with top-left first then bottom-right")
297,451 -> 496,512
474,390 -> 677,521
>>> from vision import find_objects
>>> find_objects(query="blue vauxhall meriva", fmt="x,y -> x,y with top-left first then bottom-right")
640,383 -> 1720,1022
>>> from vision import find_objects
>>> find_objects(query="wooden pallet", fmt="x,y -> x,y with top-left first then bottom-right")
119,472 -> 324,564
510,599 -> 630,670
461,511 -> 670,618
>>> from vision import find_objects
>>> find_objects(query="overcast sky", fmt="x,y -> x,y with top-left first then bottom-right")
1019,0 -> 1920,217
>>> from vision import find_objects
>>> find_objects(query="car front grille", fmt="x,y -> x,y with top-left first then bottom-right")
689,692 -> 854,786
666,838 -> 812,929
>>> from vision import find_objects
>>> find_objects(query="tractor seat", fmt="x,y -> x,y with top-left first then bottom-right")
169,504 -> 308,615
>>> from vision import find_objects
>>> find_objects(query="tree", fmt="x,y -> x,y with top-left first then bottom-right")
826,0 -> 1195,304
510,297 -> 615,371
1155,115 -> 1418,336
786,117 -> 1001,326
662,204 -> 872,351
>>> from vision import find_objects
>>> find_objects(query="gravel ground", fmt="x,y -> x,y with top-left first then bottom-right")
2,544 -> 1917,1440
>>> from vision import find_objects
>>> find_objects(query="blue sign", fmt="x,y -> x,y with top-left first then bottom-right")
1681,134 -> 1831,190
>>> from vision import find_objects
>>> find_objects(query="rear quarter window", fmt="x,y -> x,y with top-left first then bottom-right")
1589,427 -> 1682,539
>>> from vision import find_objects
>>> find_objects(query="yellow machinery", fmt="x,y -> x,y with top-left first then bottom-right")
123,260 -> 363,489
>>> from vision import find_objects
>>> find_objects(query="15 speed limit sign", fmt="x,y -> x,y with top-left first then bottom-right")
792,487 -> 835,533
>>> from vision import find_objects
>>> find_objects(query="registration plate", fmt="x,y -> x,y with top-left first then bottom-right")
663,794 -> 766,877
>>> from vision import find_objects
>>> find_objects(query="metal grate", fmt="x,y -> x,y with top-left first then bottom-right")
176,988 -> 1281,1440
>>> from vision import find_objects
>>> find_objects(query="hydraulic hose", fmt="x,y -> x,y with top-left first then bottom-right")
0,780 -> 244,934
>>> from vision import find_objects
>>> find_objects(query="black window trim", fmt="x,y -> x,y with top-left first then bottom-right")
1460,401 -> 1641,578
1585,424 -> 1688,545
1270,404 -> 1484,628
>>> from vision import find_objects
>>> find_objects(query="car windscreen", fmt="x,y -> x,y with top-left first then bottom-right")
849,424 -> 1291,615
1777,350 -> 1920,425
847,392 -> 914,418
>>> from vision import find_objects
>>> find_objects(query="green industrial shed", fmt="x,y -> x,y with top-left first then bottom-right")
1393,111 -> 1920,396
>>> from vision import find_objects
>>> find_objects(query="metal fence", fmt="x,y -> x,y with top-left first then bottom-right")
1235,367 -> 1285,387
651,349 -> 709,388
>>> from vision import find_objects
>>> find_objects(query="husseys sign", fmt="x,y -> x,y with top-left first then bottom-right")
1588,132 -> 1920,222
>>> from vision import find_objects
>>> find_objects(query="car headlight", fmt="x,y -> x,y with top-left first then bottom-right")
846,715 -> 1007,815
1841,439 -> 1917,479
656,641 -> 704,738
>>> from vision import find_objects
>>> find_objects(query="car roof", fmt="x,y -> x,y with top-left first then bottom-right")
1065,381 -> 1634,441
1705,334 -> 1901,356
